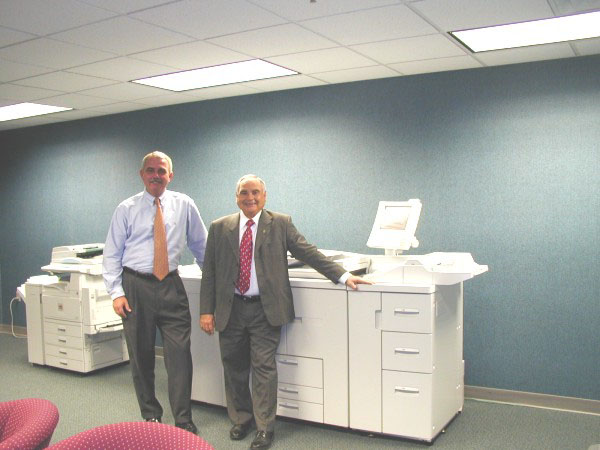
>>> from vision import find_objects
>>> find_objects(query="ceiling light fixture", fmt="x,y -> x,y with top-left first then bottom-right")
0,102 -> 72,122
132,59 -> 298,92
449,9 -> 600,52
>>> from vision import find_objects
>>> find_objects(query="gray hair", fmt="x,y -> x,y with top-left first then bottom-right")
142,151 -> 173,174
236,174 -> 266,194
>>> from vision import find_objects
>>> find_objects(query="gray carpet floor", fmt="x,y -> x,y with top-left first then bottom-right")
1,333 -> 598,449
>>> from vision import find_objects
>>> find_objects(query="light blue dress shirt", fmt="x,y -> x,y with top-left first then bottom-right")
103,189 -> 208,300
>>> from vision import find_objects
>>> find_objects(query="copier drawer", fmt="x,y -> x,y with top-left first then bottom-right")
44,328 -> 116,349
44,319 -> 82,338
277,399 -> 323,423
42,295 -> 81,322
382,332 -> 433,374
44,332 -> 83,350
276,355 -> 323,389
381,293 -> 434,333
277,382 -> 323,404
382,370 -> 433,440
45,336 -> 125,368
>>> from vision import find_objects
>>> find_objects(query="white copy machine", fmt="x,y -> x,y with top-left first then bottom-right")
23,244 -> 129,373
184,199 -> 488,443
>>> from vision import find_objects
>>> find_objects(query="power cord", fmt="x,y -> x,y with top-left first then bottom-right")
9,296 -> 27,339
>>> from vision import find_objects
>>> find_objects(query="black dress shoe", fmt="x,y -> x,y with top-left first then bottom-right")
176,421 -> 198,435
145,417 -> 161,423
250,430 -> 274,449
230,420 -> 254,440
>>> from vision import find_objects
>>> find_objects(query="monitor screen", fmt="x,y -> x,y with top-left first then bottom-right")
367,200 -> 422,252
379,205 -> 412,230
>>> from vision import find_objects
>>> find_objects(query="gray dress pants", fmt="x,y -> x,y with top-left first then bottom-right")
122,269 -> 193,424
219,297 -> 282,432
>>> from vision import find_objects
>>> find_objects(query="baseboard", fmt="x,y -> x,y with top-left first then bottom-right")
0,324 -> 27,336
466,385 -> 600,416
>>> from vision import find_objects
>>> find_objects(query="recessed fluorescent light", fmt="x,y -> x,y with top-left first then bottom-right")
132,59 -> 298,92
0,102 -> 72,122
450,10 -> 600,52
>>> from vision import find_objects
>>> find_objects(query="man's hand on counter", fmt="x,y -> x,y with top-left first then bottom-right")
345,275 -> 374,290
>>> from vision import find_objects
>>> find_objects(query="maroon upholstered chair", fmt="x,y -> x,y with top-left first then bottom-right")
48,421 -> 214,450
0,398 -> 59,450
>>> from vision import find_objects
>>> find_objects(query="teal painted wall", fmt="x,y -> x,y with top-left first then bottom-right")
1,54 -> 599,400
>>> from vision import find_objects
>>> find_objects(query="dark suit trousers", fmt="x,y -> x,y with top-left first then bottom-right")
122,270 -> 193,423
219,297 -> 282,432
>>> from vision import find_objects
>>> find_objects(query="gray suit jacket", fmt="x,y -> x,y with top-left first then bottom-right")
200,209 -> 346,331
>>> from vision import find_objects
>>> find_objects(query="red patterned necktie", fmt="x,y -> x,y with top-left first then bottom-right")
153,197 -> 169,281
236,219 -> 254,294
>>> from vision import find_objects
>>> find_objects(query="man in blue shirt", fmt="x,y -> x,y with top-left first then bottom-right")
103,151 -> 207,434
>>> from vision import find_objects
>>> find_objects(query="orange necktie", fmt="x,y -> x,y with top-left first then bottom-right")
153,197 -> 169,281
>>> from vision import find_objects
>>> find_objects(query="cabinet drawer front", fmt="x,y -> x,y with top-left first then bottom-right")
278,382 -> 323,404
382,332 -> 433,373
277,399 -> 323,423
45,354 -> 85,372
42,295 -> 81,322
44,332 -> 83,349
276,355 -> 323,389
382,370 -> 434,440
89,338 -> 127,365
44,320 -> 82,338
46,344 -> 84,361
381,293 -> 433,333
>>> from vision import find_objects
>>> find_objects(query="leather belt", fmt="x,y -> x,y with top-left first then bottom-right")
234,293 -> 261,302
123,266 -> 177,280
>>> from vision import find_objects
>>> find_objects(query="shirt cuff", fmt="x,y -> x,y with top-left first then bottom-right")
111,289 -> 125,300
338,272 -> 351,285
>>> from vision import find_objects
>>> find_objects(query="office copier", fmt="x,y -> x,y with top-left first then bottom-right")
184,199 -> 488,443
23,244 -> 129,373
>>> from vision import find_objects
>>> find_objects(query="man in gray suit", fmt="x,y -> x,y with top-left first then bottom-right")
199,174 -> 370,449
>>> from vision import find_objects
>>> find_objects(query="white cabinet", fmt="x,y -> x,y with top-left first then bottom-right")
185,277 -> 227,407
279,282 -> 348,427
185,273 -> 469,443
349,283 -> 464,442
184,275 -> 348,427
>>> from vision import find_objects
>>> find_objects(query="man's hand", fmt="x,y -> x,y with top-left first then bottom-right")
113,296 -> 132,318
200,314 -> 215,335
345,275 -> 374,290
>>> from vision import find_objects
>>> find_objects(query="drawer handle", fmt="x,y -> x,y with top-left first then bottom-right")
394,308 -> 419,315
58,327 -> 67,332
59,360 -> 68,366
59,350 -> 68,355
278,359 -> 298,366
278,402 -> 299,410
395,386 -> 420,394
58,338 -> 67,343
279,387 -> 299,394
394,347 -> 420,355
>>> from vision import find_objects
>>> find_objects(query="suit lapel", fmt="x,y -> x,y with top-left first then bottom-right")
255,210 -> 272,253
225,214 -> 240,259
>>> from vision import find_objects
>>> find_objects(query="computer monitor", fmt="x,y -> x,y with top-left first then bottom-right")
366,199 -> 422,254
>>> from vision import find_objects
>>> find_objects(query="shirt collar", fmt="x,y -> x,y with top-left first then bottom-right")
240,210 -> 261,227
143,189 -> 168,204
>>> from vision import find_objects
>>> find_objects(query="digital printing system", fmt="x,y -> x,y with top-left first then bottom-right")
184,199 -> 488,443
23,244 -> 128,373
